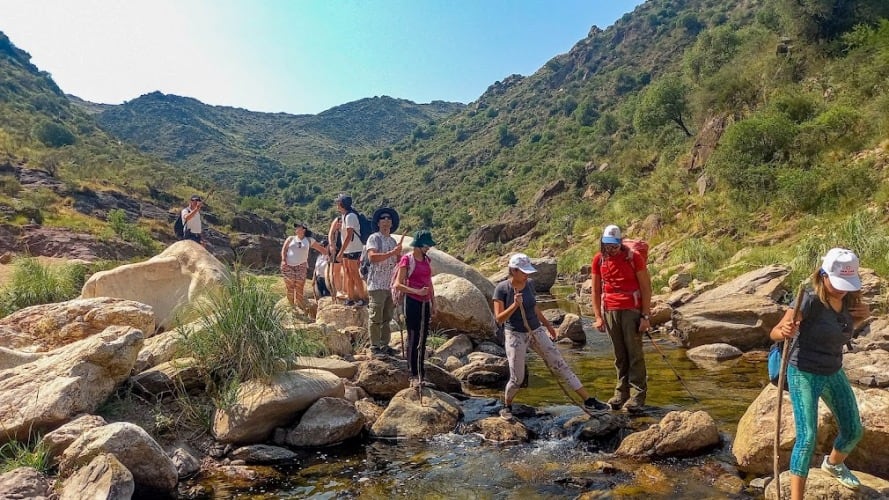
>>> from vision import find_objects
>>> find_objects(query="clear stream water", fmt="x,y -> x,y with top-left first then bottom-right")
192,289 -> 769,499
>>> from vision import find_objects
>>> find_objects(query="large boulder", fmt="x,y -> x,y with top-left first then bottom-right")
431,274 -> 496,338
0,467 -> 52,500
354,358 -> 461,399
766,468 -> 889,499
212,369 -> 345,444
314,297 -> 369,333
396,234 -> 495,302
0,297 -> 155,352
615,410 -> 720,459
283,397 -> 364,447
693,265 -> 790,303
59,422 -> 177,492
672,294 -> 785,350
0,346 -> 44,370
844,349 -> 889,388
733,383 -> 889,478
290,356 -> 358,379
489,256 -> 558,293
58,453 -> 134,500
130,357 -> 204,398
433,334 -> 474,362
81,240 -> 228,329
370,388 -> 462,438
0,327 -> 143,443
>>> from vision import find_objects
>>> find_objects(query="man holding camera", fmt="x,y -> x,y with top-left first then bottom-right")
181,195 -> 204,245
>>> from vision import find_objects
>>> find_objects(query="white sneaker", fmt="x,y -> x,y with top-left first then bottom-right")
821,456 -> 860,490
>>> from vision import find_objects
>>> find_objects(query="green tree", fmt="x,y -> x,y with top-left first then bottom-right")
777,0 -> 889,42
574,99 -> 599,127
33,121 -> 75,147
634,76 -> 693,137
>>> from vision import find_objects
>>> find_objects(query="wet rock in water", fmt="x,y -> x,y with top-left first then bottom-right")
170,446 -> 201,478
572,412 -> 627,441
371,388 -> 462,438
228,444 -> 298,465
452,352 -> 509,384
464,416 -> 529,442
615,410 -> 719,459
685,343 -> 743,370
466,370 -> 507,387
284,397 -> 364,447
59,453 -> 134,500
557,313 -> 586,344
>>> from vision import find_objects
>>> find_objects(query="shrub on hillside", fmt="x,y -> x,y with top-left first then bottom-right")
33,120 -> 75,148
0,258 -> 87,317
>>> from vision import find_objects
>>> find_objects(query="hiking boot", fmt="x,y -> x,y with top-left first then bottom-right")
354,299 -> 367,307
607,394 -> 628,410
419,380 -> 436,388
821,456 -> 860,490
583,397 -> 610,412
383,345 -> 399,356
499,406 -> 515,422
368,346 -> 386,359
623,398 -> 645,413
344,300 -> 356,307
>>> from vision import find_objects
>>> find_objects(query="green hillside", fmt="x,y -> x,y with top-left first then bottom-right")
0,32 -> 216,247
5,0 -> 889,295
92,92 -> 463,207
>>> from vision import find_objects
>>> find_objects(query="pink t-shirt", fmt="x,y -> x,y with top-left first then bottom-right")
399,254 -> 433,302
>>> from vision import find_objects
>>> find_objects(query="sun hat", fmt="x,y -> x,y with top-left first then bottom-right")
601,224 -> 622,244
190,195 -> 202,202
821,248 -> 861,292
508,253 -> 537,274
293,221 -> 313,238
372,207 -> 400,233
334,193 -> 353,210
412,230 -> 436,247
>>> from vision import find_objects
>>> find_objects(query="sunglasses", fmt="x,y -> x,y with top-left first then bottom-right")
379,216 -> 392,220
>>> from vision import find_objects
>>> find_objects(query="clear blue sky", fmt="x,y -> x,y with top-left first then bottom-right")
0,0 -> 645,114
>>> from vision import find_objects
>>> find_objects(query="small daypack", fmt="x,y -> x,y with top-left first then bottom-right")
173,214 -> 184,240
390,254 -> 418,309
358,233 -> 382,280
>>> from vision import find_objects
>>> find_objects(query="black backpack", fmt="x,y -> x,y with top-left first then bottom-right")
342,210 -> 373,245
173,214 -> 184,240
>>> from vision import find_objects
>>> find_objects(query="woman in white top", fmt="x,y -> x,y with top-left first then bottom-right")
281,222 -> 325,310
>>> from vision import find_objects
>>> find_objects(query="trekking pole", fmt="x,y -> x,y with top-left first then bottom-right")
417,296 -> 428,406
516,289 -> 597,417
774,282 -> 806,500
643,330 -> 699,403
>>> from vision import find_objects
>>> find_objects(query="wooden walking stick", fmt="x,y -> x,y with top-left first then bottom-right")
774,282 -> 806,500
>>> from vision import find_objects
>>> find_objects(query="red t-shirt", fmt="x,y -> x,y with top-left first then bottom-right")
591,250 -> 646,310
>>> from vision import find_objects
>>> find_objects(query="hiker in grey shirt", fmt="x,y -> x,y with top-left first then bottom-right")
365,207 -> 402,357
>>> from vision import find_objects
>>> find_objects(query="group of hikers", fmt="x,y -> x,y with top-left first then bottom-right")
176,192 -> 867,499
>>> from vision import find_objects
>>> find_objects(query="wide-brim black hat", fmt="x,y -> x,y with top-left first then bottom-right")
372,207 -> 400,233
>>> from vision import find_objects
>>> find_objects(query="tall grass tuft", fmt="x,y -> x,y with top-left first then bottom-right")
0,437 -> 51,474
179,268 -> 323,407
0,258 -> 87,317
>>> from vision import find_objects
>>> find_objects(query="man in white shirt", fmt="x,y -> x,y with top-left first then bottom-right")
334,194 -> 368,306
181,195 -> 204,245
366,207 -> 402,357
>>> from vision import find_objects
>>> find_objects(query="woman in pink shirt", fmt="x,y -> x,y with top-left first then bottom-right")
395,230 -> 436,387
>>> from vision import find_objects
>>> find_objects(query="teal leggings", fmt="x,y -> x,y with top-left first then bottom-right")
787,364 -> 863,477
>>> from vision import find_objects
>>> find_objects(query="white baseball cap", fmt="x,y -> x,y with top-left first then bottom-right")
508,253 -> 537,274
821,248 -> 861,292
601,224 -> 622,244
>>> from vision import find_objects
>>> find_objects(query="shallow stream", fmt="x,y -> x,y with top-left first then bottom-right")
194,288 -> 770,499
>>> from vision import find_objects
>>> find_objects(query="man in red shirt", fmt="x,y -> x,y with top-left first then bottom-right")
591,224 -> 652,412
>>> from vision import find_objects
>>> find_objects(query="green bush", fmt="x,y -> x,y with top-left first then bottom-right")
179,269 -> 323,407
0,437 -> 50,473
33,120 -> 75,147
0,258 -> 87,317
106,209 -> 161,256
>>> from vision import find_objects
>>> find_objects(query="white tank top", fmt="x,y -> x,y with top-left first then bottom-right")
285,236 -> 313,266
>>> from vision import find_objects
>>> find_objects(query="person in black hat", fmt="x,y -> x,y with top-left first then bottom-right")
181,195 -> 204,245
365,207 -> 403,357
394,230 -> 437,386
280,222 -> 326,311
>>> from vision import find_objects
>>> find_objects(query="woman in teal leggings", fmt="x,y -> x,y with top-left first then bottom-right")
770,248 -> 868,499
